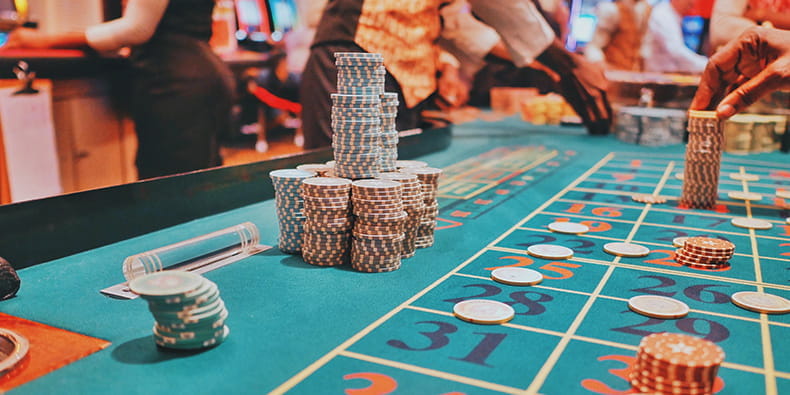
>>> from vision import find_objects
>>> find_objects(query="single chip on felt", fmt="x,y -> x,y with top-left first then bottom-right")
674,172 -> 684,180
490,267 -> 543,286
604,242 -> 651,257
672,237 -> 688,248
632,194 -> 668,204
728,173 -> 760,182
628,295 -> 690,319
730,217 -> 772,230
0,257 -> 20,301
727,191 -> 762,201
526,244 -> 573,260
548,222 -> 589,234
776,189 -> 790,199
730,291 -> 790,314
453,299 -> 515,325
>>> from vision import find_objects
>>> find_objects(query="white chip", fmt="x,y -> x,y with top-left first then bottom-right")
628,295 -> 690,319
787,217 -> 790,224
731,291 -> 790,314
548,222 -> 589,234
603,242 -> 651,257
672,237 -> 688,248
674,172 -> 684,180
453,299 -> 516,324
731,217 -> 773,230
727,191 -> 762,201
490,267 -> 543,286
527,244 -> 573,260
777,189 -> 790,199
729,173 -> 760,182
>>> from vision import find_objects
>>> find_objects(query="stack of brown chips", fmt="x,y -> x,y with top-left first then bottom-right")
300,177 -> 354,266
680,110 -> 723,209
350,180 -> 407,272
404,167 -> 442,248
376,172 -> 424,258
675,237 -> 734,270
630,332 -> 724,394
270,169 -> 316,254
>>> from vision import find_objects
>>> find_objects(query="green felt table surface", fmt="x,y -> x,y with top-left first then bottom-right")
3,117 -> 789,394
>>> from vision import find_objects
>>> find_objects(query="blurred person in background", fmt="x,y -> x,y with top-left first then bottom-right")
710,0 -> 790,51
586,0 -> 707,73
4,0 -> 235,179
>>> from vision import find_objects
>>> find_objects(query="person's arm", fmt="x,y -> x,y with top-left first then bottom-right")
690,26 -> 790,118
5,0 -> 168,51
437,0 -> 501,75
709,0 -> 755,51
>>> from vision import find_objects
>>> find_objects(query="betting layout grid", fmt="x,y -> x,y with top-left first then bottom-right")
273,151 -> 789,394
270,52 -> 443,272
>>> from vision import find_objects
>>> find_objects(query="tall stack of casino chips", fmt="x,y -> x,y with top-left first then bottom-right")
300,177 -> 353,266
630,332 -> 724,394
331,52 -> 385,179
675,237 -> 734,269
379,93 -> 399,172
404,167 -> 442,248
270,169 -> 316,253
680,110 -> 723,209
129,271 -> 230,350
376,172 -> 424,258
350,179 -> 406,272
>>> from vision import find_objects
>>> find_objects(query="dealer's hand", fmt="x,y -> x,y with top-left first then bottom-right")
690,26 -> 790,118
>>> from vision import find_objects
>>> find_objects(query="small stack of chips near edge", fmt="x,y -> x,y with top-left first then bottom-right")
350,179 -> 406,272
376,172 -> 424,258
630,332 -> 724,394
300,177 -> 353,266
675,237 -> 735,270
270,169 -> 317,254
379,92 -> 399,171
680,110 -> 723,209
403,167 -> 443,248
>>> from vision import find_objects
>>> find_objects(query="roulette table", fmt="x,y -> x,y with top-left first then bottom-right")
0,117 -> 788,394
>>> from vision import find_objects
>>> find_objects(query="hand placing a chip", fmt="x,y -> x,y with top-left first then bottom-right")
690,27 -> 790,119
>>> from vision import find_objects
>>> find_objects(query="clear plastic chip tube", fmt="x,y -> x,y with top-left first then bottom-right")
123,222 -> 260,281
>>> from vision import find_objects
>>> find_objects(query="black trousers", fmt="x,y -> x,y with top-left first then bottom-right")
300,42 -> 429,150
130,35 -> 235,179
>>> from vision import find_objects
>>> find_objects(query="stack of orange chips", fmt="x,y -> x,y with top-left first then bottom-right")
675,237 -> 735,269
630,332 -> 724,394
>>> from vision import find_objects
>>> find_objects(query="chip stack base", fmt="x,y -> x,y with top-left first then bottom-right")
376,172 -> 423,258
351,180 -> 406,272
629,332 -> 724,394
403,167 -> 442,248
270,169 -> 317,254
680,110 -> 723,209
674,237 -> 734,270
300,177 -> 353,266
129,271 -> 230,351
380,92 -> 399,171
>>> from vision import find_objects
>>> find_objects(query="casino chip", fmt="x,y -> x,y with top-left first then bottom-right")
631,194 -> 667,204
453,299 -> 515,325
270,169 -> 316,254
490,267 -> 543,286
603,242 -> 650,257
401,167 -> 443,249
630,332 -> 724,394
679,110 -> 723,210
547,222 -> 589,234
628,295 -> 689,319
727,191 -> 762,201
130,271 -> 230,350
672,237 -> 688,248
776,189 -> 790,199
730,291 -> 790,314
527,244 -> 573,260
728,172 -> 759,182
730,217 -> 772,230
